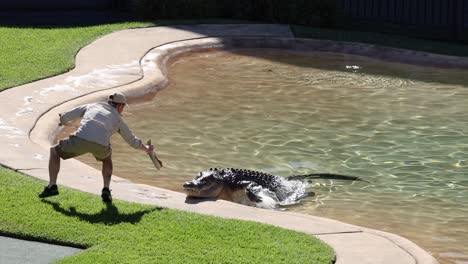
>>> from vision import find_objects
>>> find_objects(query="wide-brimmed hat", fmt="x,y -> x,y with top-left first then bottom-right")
108,92 -> 127,105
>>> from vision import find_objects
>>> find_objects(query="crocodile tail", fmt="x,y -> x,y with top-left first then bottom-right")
286,173 -> 369,183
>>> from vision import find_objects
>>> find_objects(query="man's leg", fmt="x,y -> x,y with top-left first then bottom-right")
102,156 -> 113,188
101,156 -> 113,203
39,146 -> 60,198
49,146 -> 60,186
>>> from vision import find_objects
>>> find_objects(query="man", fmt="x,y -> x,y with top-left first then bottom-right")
39,92 -> 155,203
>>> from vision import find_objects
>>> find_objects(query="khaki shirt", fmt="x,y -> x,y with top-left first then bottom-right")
60,102 -> 141,149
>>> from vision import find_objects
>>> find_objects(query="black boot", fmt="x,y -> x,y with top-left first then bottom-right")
101,187 -> 112,203
39,185 -> 59,198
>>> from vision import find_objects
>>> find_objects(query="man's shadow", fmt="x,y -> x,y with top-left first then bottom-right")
41,200 -> 161,225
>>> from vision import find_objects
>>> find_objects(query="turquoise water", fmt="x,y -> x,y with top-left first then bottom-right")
77,49 -> 468,264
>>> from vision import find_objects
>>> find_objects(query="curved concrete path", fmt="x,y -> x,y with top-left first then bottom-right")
1,24 -> 455,264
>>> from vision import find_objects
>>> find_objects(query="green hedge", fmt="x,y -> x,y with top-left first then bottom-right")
129,0 -> 337,27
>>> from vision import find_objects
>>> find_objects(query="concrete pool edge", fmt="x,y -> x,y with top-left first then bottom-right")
0,24 -> 444,264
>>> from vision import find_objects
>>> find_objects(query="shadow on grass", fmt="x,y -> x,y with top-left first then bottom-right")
41,200 -> 161,225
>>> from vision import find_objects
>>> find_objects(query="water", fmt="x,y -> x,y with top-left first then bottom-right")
75,49 -> 468,264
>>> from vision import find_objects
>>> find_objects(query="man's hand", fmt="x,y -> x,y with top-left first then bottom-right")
143,142 -> 163,169
141,143 -> 154,154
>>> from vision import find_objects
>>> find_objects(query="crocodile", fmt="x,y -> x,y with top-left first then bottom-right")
183,168 -> 365,209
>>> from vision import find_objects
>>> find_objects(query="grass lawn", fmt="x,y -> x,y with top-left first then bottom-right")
0,167 -> 334,263
0,22 -> 155,91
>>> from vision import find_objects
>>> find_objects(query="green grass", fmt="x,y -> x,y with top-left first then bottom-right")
0,167 -> 334,263
0,22 -> 156,91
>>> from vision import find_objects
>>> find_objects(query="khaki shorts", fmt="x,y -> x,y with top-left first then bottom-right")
55,136 -> 111,161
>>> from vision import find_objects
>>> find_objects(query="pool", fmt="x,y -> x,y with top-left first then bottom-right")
77,48 -> 468,264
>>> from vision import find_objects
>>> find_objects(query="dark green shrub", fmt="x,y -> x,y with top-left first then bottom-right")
129,0 -> 222,19
128,0 -> 337,27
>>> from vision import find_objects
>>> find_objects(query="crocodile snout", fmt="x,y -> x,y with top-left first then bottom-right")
183,181 -> 195,189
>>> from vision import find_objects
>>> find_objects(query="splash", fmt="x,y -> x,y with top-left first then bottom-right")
65,61 -> 140,88
254,177 -> 308,209
40,84 -> 80,96
250,185 -> 279,209
0,118 -> 26,138
16,108 -> 34,116
277,178 -> 308,206
23,96 -> 33,105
